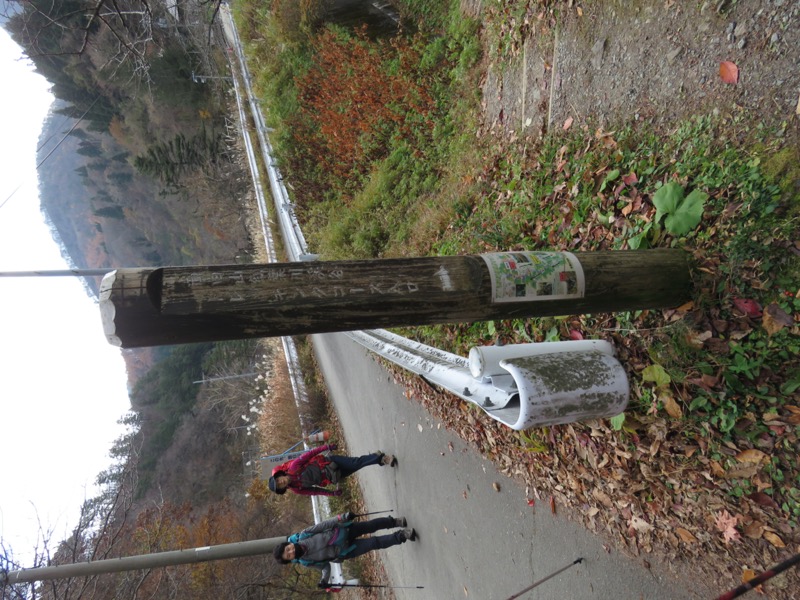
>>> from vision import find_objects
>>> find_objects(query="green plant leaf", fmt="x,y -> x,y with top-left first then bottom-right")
610,413 -> 626,431
642,364 -> 671,388
689,396 -> 709,411
664,189 -> 708,235
627,222 -> 652,249
600,169 -> 620,191
652,181 -> 684,224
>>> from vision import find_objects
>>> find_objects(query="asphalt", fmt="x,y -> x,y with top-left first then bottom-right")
313,332 -> 706,600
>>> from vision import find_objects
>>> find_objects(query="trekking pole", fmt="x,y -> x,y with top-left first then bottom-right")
285,429 -> 329,453
505,558 -> 584,600
330,583 -> 424,589
714,553 -> 800,600
352,509 -> 394,517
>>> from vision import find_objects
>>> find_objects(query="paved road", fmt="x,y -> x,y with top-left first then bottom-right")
313,332 -> 708,600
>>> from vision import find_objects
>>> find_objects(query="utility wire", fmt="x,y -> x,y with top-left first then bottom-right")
0,95 -> 101,211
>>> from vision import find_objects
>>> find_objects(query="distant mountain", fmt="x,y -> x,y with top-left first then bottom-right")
3,0 -> 258,385
37,99 -> 251,297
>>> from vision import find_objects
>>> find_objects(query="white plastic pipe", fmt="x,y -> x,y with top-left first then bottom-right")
469,340 -> 614,378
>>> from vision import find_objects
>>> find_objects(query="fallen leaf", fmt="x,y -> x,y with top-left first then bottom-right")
743,520 -> 764,539
735,449 -> 768,464
622,172 -> 638,186
686,373 -> 718,391
686,330 -> 713,349
662,393 -> 683,419
762,303 -> 793,336
719,61 -> 739,84
550,496 -> 556,515
563,116 -> 574,130
569,329 -> 584,340
741,569 -> 765,595
492,482 -> 501,492
714,510 -> 740,544
642,364 -> 671,388
796,91 -> 800,115
628,516 -> 654,534
676,527 -> 697,543
592,488 -> 613,508
725,462 -> 758,480
732,298 -> 762,318
577,6 -> 583,17
418,424 -> 423,432
763,531 -> 785,548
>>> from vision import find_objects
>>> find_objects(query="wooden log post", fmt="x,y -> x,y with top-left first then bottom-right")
99,250 -> 691,348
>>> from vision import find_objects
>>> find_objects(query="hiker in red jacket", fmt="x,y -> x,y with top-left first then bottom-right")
268,444 -> 397,496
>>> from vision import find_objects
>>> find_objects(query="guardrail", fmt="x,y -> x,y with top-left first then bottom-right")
220,4 -> 334,555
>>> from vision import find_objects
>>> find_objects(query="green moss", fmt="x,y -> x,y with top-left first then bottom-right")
760,146 -> 800,213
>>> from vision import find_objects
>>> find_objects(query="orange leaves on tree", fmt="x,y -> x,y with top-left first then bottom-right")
719,61 -> 739,84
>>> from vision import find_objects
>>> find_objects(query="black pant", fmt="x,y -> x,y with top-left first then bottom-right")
345,516 -> 404,559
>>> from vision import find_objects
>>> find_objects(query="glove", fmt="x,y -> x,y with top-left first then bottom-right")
339,511 -> 354,522
327,443 -> 338,451
317,582 -> 329,589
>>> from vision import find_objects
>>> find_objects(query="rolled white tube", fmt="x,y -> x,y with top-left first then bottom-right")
468,340 -> 615,378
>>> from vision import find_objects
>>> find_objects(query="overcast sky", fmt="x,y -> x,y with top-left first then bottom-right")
0,28 -> 131,566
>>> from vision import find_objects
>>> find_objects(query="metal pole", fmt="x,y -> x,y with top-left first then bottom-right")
3,536 -> 287,584
0,269 -> 113,278
332,583 -> 424,589
353,510 -> 394,517
505,558 -> 584,600
715,553 -> 800,600
193,372 -> 257,384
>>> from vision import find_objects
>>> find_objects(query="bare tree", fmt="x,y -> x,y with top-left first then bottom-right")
3,0 -> 228,86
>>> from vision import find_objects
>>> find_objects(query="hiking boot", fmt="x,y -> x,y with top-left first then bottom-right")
398,528 -> 416,542
381,453 -> 398,467
394,517 -> 407,528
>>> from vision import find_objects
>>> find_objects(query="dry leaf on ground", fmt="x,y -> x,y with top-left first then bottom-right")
720,61 -> 739,84
662,393 -> 683,419
736,449 -> 768,464
676,527 -> 698,543
763,531 -> 785,548
762,303 -> 793,336
715,510 -> 741,544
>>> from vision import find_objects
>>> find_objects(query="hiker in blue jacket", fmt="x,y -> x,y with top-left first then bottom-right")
273,511 -> 416,588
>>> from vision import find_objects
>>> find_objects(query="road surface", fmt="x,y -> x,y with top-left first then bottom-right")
313,332 -> 708,599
